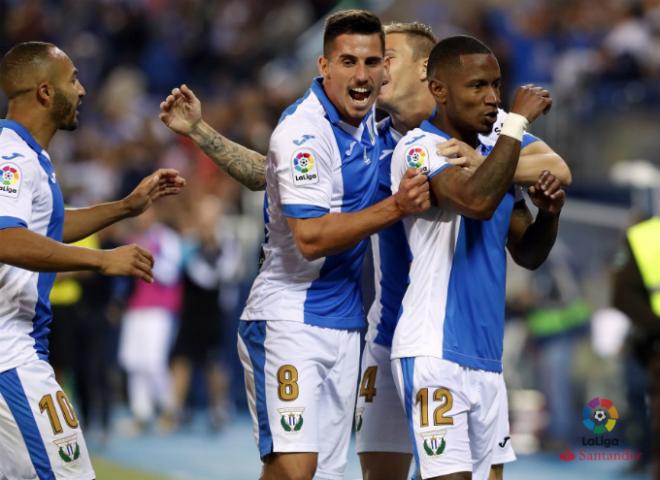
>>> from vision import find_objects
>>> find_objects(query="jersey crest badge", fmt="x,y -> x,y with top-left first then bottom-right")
292,149 -> 319,186
406,146 -> 429,174
0,163 -> 22,198
422,430 -> 447,456
278,407 -> 305,432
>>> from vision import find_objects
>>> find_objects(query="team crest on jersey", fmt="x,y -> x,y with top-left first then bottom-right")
54,434 -> 81,464
278,407 -> 305,432
422,430 -> 447,456
0,163 -> 21,198
406,146 -> 429,173
291,149 -> 319,186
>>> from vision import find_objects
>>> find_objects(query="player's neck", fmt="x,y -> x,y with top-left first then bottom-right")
389,94 -> 434,134
5,104 -> 57,150
431,113 -> 478,148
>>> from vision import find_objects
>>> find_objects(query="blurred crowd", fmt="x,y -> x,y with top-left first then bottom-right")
0,0 -> 658,470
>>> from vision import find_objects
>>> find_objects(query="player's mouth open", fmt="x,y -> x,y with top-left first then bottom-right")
485,111 -> 497,122
349,87 -> 371,105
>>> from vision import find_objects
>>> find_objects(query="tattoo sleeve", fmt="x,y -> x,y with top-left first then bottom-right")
190,120 -> 267,191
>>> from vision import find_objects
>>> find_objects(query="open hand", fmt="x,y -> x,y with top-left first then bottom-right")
438,138 -> 485,175
395,168 -> 431,215
123,168 -> 186,217
159,84 -> 202,136
528,170 -> 565,215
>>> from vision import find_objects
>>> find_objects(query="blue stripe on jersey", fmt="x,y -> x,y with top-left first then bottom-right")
278,89 -> 312,124
299,79 -> 380,330
442,191 -> 515,373
0,368 -> 55,480
428,163 -> 452,179
238,321 -> 273,458
281,204 -> 329,218
522,132 -> 540,148
0,120 -> 65,361
0,216 -> 27,229
373,125 -> 411,347
401,358 -> 420,471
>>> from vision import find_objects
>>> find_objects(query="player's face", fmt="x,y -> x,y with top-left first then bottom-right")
50,51 -> 86,131
320,33 -> 385,126
378,33 -> 424,114
443,53 -> 501,135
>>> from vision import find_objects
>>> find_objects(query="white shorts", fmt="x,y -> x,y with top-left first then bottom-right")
489,380 -> 516,465
118,307 -> 174,372
237,320 -> 360,480
392,357 -> 502,480
355,341 -> 411,454
0,360 -> 94,480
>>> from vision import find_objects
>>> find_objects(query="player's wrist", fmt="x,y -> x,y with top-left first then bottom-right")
500,113 -> 529,142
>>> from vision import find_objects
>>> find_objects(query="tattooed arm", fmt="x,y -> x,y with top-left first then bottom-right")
160,84 -> 267,191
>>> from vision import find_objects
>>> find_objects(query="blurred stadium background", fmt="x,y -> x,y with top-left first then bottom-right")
1,0 -> 658,478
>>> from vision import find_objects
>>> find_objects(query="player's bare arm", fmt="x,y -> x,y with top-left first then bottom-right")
287,168 -> 430,261
507,170 -> 565,269
430,85 -> 552,220
160,84 -> 266,191
62,168 -> 185,243
0,227 -> 155,282
439,138 -> 572,186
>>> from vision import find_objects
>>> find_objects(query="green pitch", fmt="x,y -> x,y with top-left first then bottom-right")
92,457 -> 169,480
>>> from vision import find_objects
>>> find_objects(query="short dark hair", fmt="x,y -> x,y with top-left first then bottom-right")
427,35 -> 493,81
384,22 -> 437,60
323,9 -> 384,57
0,41 -> 57,99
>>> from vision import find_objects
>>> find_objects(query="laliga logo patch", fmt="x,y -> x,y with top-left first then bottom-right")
0,163 -> 21,198
292,149 -> 319,186
406,146 -> 429,173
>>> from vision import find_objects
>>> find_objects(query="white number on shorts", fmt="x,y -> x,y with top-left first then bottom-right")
358,366 -> 377,402
277,365 -> 299,401
416,387 -> 454,427
39,390 -> 79,434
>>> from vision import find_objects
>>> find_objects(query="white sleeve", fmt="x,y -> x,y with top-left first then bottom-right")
271,127 -> 335,219
0,154 -> 37,230
391,133 -> 451,195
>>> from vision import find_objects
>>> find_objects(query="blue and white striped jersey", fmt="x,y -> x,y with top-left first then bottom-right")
388,113 -> 538,372
0,120 -> 64,372
241,78 -> 380,330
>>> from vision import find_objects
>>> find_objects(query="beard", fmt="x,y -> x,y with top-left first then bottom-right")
51,89 -> 79,131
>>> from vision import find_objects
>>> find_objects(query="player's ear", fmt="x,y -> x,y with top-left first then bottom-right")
419,58 -> 428,82
35,81 -> 52,107
318,55 -> 329,78
428,78 -> 447,104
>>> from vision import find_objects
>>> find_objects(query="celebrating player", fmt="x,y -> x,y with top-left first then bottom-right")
0,42 -> 185,479
389,35 -> 565,480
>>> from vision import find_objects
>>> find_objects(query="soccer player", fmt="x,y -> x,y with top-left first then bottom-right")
160,23 -> 571,480
389,35 -> 564,480
0,41 -> 185,479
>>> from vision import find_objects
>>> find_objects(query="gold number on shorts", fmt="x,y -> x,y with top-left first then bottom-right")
433,388 -> 454,426
416,387 -> 454,427
277,364 -> 299,401
358,366 -> 378,403
39,390 -> 79,435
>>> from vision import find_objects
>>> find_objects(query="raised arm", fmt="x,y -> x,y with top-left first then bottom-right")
507,171 -> 565,270
160,84 -> 266,191
430,85 -> 552,220
0,227 -> 155,282
63,168 -> 185,243
288,169 -> 429,261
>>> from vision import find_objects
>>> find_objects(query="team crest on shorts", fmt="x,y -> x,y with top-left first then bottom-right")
0,163 -> 22,198
278,407 -> 305,432
355,407 -> 364,432
291,149 -> 319,186
406,146 -> 429,173
421,430 -> 447,456
54,434 -> 81,464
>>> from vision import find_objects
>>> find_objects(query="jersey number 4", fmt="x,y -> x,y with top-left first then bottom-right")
417,387 -> 454,427
39,391 -> 79,434
358,366 -> 377,402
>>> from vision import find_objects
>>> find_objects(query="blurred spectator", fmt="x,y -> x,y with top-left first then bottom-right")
613,211 -> 660,478
170,195 -> 242,431
118,207 -> 183,434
